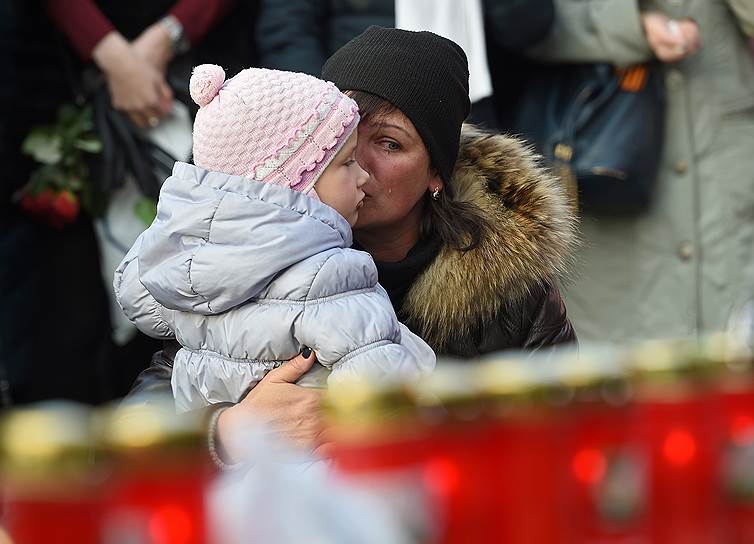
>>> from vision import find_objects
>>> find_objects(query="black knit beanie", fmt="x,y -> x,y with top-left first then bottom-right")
322,26 -> 471,183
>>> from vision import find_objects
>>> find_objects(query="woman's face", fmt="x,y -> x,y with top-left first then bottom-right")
353,109 -> 442,232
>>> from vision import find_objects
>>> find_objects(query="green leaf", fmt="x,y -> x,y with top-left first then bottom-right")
66,177 -> 84,191
57,104 -> 79,127
79,106 -> 94,131
22,129 -> 63,164
74,138 -> 102,153
134,198 -> 158,226
28,165 -> 65,192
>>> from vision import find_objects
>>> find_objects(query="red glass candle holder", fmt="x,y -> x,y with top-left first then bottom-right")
719,382 -> 754,543
488,406 -> 566,544
561,401 -> 649,544
421,419 -> 498,544
2,481 -> 104,544
632,389 -> 724,544
100,456 -> 214,544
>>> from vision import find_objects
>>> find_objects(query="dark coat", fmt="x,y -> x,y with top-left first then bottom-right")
128,127 -> 577,397
256,0 -> 553,76
256,0 -> 393,75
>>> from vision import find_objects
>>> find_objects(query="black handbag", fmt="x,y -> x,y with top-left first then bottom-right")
512,63 -> 666,215
89,84 -> 180,201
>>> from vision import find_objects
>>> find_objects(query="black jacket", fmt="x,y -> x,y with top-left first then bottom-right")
256,0 -> 553,76
129,127 -> 577,397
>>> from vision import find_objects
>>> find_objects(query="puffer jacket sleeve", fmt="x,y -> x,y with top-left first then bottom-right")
526,0 -> 654,68
296,251 -> 436,387
113,233 -> 174,339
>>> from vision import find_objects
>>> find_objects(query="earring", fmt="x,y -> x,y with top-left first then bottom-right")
431,187 -> 441,200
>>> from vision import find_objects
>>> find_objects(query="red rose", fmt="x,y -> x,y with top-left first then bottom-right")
50,190 -> 80,226
19,188 -> 56,216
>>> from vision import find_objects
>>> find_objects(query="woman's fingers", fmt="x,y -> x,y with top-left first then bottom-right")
641,11 -> 702,63
214,352 -> 326,463
267,350 -> 318,384
678,19 -> 702,54
128,111 -> 149,129
156,78 -> 174,116
104,48 -> 173,126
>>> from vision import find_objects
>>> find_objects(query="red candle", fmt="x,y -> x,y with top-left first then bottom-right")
476,357 -> 569,544
563,400 -> 649,543
554,351 -> 647,543
422,419 -> 498,544
491,406 -> 565,543
715,343 -> 754,544
101,459 -> 212,544
326,381 -> 440,543
97,398 -> 214,544
629,339 -> 726,544
0,403 -> 104,544
3,490 -> 104,544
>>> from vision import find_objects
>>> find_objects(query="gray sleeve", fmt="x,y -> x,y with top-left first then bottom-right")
296,253 -> 435,385
526,0 -> 655,67
727,0 -> 754,37
113,233 -> 174,339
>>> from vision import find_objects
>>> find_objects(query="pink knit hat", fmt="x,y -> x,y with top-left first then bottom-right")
189,64 -> 360,195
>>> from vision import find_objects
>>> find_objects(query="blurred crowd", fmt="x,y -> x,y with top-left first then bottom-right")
1,0 -> 753,407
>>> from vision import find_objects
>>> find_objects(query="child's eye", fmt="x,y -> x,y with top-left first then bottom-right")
344,159 -> 356,167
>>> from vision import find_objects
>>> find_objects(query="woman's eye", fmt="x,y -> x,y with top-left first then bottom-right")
380,140 -> 401,152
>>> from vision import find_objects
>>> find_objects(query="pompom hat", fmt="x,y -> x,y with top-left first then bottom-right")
189,64 -> 360,195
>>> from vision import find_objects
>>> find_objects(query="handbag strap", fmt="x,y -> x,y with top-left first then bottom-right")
91,85 -> 178,200
562,66 -> 623,146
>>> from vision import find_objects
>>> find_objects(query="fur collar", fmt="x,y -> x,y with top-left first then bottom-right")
402,125 -> 577,350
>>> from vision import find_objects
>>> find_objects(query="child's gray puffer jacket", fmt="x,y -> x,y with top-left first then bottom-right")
114,162 -> 435,411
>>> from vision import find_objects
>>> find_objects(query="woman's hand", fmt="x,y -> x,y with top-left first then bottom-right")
641,12 -> 702,63
92,31 -> 173,128
215,351 -> 327,464
132,22 -> 174,76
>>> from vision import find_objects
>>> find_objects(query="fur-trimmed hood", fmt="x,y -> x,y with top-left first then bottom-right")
402,125 -> 577,351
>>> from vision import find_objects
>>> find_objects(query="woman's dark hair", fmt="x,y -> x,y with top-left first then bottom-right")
349,90 -> 487,252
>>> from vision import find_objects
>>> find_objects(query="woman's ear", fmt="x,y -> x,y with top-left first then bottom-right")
427,170 -> 444,194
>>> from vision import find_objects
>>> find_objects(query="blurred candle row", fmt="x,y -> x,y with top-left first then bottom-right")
1,332 -> 753,543
325,334 -> 754,544
0,398 -> 212,544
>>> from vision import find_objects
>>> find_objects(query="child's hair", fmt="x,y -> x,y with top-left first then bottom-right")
189,65 -> 360,195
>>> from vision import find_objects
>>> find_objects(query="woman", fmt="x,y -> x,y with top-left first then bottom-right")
524,1 -> 754,342
129,26 -> 577,462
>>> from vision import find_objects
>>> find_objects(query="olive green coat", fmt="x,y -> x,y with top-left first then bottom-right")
527,0 -> 754,341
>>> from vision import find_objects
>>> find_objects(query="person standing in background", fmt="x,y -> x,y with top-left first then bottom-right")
1,0 -> 254,405
525,0 -> 754,342
394,0 -> 497,128
45,0 -> 239,128
255,0 -> 553,129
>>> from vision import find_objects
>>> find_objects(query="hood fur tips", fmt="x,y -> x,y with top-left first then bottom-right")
403,125 -> 578,350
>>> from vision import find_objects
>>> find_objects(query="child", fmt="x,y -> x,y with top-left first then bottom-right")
114,65 -> 435,411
